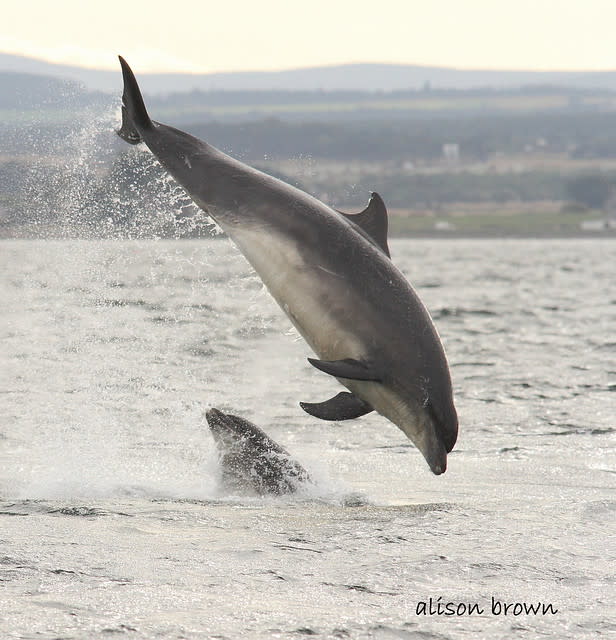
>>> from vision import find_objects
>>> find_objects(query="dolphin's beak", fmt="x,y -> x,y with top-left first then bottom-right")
205,407 -> 226,431
205,408 -> 225,422
205,408 -> 237,447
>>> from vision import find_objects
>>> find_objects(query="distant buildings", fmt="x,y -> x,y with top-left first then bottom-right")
434,220 -> 456,231
442,143 -> 460,163
580,189 -> 616,230
580,218 -> 616,231
580,191 -> 616,230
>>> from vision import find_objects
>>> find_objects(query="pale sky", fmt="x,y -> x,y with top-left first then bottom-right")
2,0 -> 616,73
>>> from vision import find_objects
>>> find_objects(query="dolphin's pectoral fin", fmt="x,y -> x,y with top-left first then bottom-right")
300,392 -> 373,421
307,357 -> 382,381
338,192 -> 390,257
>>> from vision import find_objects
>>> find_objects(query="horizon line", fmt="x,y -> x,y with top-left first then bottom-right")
2,51 -> 616,76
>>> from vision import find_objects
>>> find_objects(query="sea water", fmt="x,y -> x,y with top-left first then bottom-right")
1,238 -> 614,639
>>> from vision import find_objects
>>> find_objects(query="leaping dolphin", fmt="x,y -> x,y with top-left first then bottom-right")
117,57 -> 458,474
206,408 -> 311,495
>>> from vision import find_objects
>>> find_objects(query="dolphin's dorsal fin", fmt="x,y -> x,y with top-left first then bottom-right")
299,391 -> 373,421
338,192 -> 390,257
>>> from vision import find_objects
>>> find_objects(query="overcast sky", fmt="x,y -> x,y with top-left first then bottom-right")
2,0 -> 615,73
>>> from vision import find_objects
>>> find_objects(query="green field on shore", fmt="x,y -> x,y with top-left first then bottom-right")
388,209 -> 612,236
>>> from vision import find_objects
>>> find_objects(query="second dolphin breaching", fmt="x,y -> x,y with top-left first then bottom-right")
117,56 -> 458,475
206,408 -> 311,495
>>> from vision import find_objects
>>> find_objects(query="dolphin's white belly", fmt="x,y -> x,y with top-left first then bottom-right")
228,226 -> 365,361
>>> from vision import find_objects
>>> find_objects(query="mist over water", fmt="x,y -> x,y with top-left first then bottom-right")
5,108 -> 213,239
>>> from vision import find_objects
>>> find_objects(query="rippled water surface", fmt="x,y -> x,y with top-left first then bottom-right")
1,238 -> 614,639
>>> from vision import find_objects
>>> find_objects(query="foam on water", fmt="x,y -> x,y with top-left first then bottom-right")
2,235 -> 365,508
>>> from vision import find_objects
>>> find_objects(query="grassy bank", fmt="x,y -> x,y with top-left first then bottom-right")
2,209 -> 614,239
388,209 -> 614,237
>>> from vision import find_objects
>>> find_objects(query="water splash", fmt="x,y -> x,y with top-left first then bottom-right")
8,104 -> 218,239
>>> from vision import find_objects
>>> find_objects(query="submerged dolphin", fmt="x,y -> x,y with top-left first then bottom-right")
117,57 -> 458,474
206,408 -> 311,495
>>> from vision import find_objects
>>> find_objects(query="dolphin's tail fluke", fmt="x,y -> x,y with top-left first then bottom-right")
117,56 -> 152,145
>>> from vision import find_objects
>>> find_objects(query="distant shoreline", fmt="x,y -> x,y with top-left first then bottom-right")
1,225 -> 615,241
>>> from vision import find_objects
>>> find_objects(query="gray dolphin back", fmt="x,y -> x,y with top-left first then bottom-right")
205,409 -> 311,496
